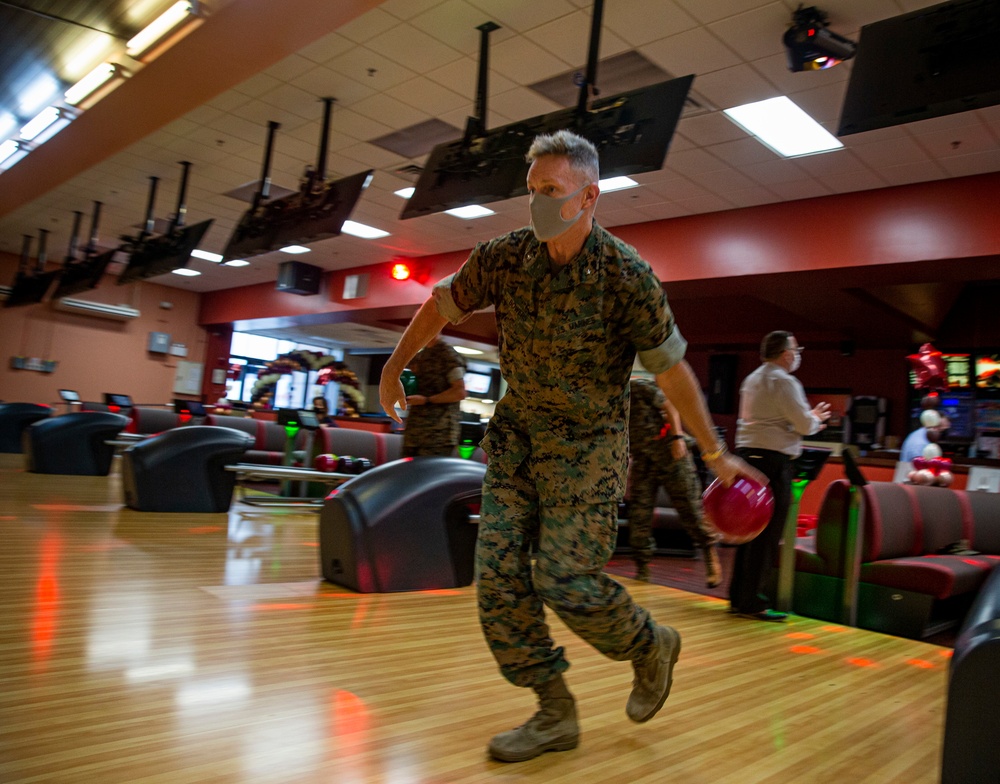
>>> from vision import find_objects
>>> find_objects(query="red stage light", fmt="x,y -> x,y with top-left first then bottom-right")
390,262 -> 412,281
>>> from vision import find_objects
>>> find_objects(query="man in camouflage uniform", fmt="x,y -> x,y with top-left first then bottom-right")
402,335 -> 467,457
380,130 -> 759,762
628,378 -> 722,586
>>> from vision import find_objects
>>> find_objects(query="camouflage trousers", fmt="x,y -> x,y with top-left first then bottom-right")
476,460 -> 658,689
628,439 -> 720,564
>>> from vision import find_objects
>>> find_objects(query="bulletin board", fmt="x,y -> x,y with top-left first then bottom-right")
173,360 -> 203,395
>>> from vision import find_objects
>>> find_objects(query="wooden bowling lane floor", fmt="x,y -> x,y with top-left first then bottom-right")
0,454 -> 947,783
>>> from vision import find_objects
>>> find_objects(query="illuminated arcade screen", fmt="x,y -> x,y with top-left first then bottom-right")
908,353 -> 971,389
976,354 -> 1000,390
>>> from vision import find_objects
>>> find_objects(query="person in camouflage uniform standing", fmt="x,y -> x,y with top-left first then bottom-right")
402,335 -> 467,457
380,130 -> 760,763
627,378 -> 722,586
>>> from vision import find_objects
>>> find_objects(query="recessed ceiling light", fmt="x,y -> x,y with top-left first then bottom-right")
445,205 -> 495,219
394,187 -> 415,199
453,346 -> 484,355
224,259 -> 250,267
341,220 -> 389,239
191,249 -> 223,262
280,245 -> 310,254
723,96 -> 843,158
599,176 -> 639,192
20,106 -> 62,141
171,268 -> 201,276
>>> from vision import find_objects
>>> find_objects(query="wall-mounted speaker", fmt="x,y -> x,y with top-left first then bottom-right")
276,261 -> 322,296
707,354 -> 738,415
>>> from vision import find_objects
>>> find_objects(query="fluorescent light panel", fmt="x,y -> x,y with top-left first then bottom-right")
224,259 -> 250,267
65,63 -> 122,106
723,96 -> 842,158
190,249 -> 223,262
341,220 -> 389,239
445,205 -> 495,219
394,187 -> 415,199
171,268 -> 201,276
126,1 -> 194,58
598,176 -> 638,192
279,245 -> 310,254
20,106 -> 61,141
453,346 -> 483,356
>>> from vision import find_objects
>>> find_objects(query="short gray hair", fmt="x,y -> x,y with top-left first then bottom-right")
761,330 -> 793,361
526,130 -> 599,184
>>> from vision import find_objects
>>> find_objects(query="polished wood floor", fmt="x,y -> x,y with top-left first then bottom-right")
0,454 -> 949,783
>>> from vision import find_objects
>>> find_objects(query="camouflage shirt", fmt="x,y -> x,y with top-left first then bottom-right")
402,340 -> 466,452
437,224 -> 684,505
628,378 -> 668,457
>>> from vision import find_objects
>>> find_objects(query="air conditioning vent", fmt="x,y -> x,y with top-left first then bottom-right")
52,298 -> 140,320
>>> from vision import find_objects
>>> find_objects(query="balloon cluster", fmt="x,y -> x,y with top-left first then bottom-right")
249,350 -> 365,416
906,343 -> 947,390
908,454 -> 954,487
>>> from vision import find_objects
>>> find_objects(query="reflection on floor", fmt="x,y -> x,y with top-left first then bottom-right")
0,454 -> 949,783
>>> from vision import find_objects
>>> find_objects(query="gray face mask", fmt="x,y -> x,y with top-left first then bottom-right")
529,184 -> 587,241
789,352 -> 801,373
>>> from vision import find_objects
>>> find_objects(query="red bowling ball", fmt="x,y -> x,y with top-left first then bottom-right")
702,475 -> 775,544
315,453 -> 338,472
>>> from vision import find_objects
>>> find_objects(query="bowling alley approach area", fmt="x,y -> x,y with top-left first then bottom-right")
0,453 -> 954,784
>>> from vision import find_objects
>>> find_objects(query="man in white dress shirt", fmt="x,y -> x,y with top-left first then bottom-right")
729,331 -> 831,621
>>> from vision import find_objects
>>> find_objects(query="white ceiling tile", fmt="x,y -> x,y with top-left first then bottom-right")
672,193 -> 735,213
740,158 -> 810,185
878,160 -> 950,187
634,202 -> 694,221
339,141 -> 407,170
231,71 -> 284,99
822,168 -> 890,194
336,8 -> 402,44
424,56 -> 516,101
265,54 -> 319,87
411,0 -> 519,55
380,0 -> 449,21
523,9 -> 631,67
677,113 -> 748,147
850,136 -> 934,169
641,28 -> 742,79
490,34 -> 576,85
792,149 -> 871,178
603,0 -> 699,47
464,0 -> 579,34
295,32 -> 355,65
292,72 -> 374,110
708,136 -> 781,167
386,77 -> 469,117
692,63 -> 779,109
689,166 -> 761,193
724,186 -> 783,208
911,123 -> 999,160
937,149 -> 1000,179
766,178 -> 833,201
324,48 -> 419,92
489,87 -> 561,122
673,0 -> 776,25
350,92 -> 431,129
366,22 -> 465,73
708,3 -> 790,62
664,147 -> 729,177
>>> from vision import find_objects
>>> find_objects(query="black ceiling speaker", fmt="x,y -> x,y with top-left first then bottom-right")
276,261 -> 322,296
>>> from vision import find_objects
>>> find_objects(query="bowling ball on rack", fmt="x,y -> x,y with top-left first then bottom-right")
702,475 -> 775,544
337,456 -> 355,473
315,453 -> 338,472
354,457 -> 372,473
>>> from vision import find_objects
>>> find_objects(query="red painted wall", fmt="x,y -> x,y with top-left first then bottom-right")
0,252 -> 207,406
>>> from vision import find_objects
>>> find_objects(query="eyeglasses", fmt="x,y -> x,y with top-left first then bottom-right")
786,346 -> 804,354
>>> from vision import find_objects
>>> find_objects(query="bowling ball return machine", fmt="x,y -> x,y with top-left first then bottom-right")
775,446 -> 832,613
320,457 -> 487,592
